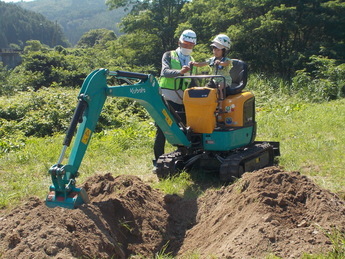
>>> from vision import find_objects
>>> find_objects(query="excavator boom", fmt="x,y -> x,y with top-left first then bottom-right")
46,69 -> 190,208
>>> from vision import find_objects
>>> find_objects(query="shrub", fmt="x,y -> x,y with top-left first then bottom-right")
292,56 -> 345,102
0,87 -> 150,153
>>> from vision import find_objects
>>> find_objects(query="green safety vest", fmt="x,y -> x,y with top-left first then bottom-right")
159,51 -> 196,90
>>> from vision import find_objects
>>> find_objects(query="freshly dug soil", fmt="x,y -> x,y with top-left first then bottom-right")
0,167 -> 344,258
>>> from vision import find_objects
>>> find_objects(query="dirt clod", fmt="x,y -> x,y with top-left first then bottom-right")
0,167 -> 344,258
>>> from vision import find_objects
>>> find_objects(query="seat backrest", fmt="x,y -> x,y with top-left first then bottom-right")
227,59 -> 248,95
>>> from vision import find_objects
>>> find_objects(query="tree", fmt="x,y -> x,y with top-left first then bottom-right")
0,62 -> 10,95
76,29 -> 117,48
23,40 -> 47,53
180,0 -> 345,77
107,31 -> 159,73
106,0 -> 189,52
10,42 -> 89,91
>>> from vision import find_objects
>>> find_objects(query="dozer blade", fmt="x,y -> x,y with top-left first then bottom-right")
45,187 -> 89,209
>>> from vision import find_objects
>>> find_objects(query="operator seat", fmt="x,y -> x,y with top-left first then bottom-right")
226,59 -> 248,96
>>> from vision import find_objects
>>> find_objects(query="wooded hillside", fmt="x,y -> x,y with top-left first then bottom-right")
0,2 -> 69,49
18,0 -> 127,45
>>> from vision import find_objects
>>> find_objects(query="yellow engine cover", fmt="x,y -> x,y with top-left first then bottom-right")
183,87 -> 218,133
219,91 -> 255,127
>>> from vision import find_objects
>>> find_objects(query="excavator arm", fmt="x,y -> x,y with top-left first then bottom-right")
46,68 -> 190,209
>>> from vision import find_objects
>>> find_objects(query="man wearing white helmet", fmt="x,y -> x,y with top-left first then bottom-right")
153,29 -> 197,166
191,34 -> 233,99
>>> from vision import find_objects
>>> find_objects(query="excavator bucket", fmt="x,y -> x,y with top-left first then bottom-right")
46,187 -> 89,209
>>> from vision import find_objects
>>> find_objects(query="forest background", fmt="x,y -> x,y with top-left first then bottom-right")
0,0 -> 345,209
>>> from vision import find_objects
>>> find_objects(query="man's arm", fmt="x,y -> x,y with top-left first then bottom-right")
161,51 -> 182,78
161,51 -> 191,77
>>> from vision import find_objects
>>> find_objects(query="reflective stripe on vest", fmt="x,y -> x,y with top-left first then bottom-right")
160,51 -> 196,90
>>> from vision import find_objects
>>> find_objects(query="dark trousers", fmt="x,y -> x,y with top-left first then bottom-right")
153,101 -> 186,161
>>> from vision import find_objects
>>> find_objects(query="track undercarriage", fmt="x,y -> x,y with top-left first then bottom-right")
155,141 -> 280,182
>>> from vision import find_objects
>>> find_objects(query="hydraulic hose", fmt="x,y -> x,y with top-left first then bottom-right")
63,98 -> 88,147
109,70 -> 148,80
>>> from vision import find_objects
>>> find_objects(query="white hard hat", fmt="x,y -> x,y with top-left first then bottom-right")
211,34 -> 231,50
179,29 -> 197,44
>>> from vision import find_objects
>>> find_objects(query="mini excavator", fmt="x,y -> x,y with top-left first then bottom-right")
45,60 -> 280,209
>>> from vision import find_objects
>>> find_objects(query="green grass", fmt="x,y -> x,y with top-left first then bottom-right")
256,98 -> 345,193
0,120 -> 157,210
153,171 -> 211,199
247,74 -> 345,193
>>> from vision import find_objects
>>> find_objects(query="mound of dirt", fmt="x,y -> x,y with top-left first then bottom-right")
0,167 -> 344,259
178,167 -> 345,258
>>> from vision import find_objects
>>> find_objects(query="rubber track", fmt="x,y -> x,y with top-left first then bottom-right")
155,151 -> 184,179
155,142 -> 275,181
220,142 -> 274,182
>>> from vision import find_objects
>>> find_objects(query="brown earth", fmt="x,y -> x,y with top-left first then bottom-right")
0,166 -> 344,259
